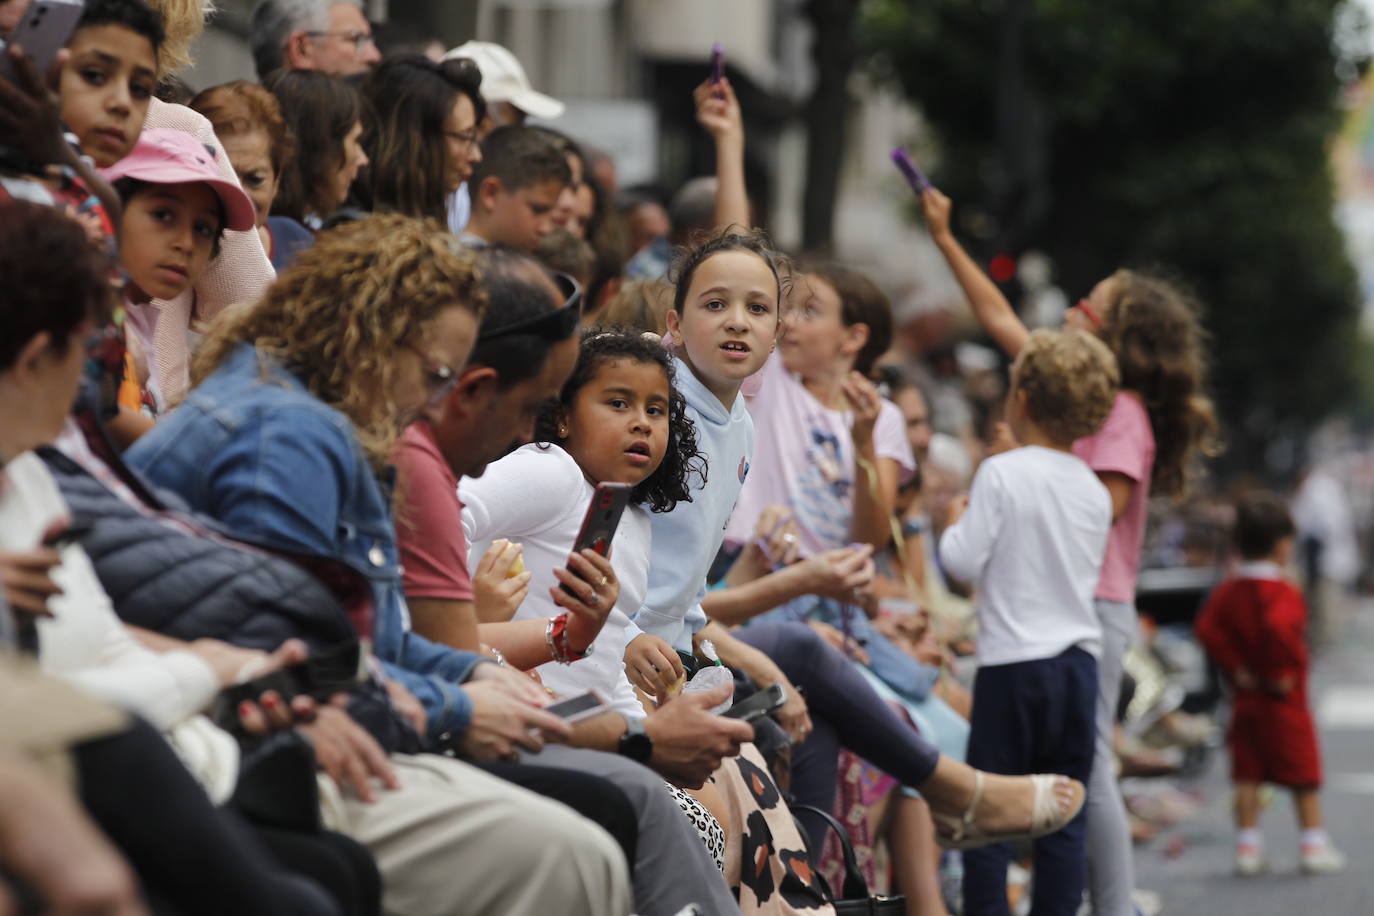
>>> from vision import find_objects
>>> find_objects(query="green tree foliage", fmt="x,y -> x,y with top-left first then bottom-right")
864,0 -> 1362,471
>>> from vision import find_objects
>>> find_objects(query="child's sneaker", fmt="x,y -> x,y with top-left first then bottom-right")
1234,843 -> 1265,876
1299,841 -> 1346,875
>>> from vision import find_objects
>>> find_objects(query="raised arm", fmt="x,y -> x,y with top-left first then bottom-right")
921,189 -> 1030,357
694,77 -> 749,230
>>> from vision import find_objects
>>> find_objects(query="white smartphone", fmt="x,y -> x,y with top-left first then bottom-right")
0,0 -> 85,84
545,689 -> 611,724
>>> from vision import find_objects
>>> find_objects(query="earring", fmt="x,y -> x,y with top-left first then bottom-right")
558,426 -> 568,438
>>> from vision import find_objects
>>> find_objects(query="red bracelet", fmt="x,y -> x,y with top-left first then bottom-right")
546,612 -> 591,664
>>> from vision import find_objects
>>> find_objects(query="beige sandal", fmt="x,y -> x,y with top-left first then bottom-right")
932,771 -> 1085,851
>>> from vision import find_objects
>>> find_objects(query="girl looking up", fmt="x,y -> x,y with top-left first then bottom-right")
922,187 -> 1218,916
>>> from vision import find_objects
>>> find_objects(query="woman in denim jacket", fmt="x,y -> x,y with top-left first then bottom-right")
125,213 -> 637,916
125,214 -> 526,747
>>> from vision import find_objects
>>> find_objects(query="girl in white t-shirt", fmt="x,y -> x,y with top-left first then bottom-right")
461,328 -> 706,717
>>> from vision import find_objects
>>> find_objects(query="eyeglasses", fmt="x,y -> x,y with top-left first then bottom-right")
477,272 -> 584,342
406,344 -> 459,406
304,29 -> 376,52
444,128 -> 481,149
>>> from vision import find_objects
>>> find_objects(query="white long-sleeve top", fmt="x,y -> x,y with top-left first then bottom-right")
0,452 -> 220,730
462,444 -> 651,719
938,446 -> 1110,667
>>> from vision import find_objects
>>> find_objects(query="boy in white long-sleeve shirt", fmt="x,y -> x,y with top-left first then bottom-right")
939,329 -> 1119,916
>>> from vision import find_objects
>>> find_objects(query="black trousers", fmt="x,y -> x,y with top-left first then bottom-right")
74,718 -> 345,916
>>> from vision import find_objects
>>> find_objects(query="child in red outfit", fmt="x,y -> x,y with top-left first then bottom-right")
1196,491 -> 1344,877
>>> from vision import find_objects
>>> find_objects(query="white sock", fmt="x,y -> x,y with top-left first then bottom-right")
1236,828 -> 1263,849
1300,828 -> 1329,849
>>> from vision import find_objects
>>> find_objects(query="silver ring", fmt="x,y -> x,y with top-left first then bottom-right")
586,592 -> 601,607
782,533 -> 797,544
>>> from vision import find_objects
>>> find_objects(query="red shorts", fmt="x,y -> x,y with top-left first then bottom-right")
1228,694 -> 1322,787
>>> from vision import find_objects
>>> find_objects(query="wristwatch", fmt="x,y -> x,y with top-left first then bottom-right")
617,716 -> 653,763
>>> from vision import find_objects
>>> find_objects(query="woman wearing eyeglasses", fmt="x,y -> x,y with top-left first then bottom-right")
355,56 -> 485,223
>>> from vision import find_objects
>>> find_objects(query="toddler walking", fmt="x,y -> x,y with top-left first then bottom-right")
1195,492 -> 1344,876
939,329 -> 1118,915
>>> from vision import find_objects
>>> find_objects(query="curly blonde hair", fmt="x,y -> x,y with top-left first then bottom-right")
145,0 -> 212,74
193,214 -> 487,467
1098,270 -> 1220,497
1010,328 -> 1119,445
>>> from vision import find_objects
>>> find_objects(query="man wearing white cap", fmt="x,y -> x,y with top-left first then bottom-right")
441,40 -> 565,233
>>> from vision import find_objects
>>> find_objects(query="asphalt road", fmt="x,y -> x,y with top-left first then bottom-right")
1133,600 -> 1374,915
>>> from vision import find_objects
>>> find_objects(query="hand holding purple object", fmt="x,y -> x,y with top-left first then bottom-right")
891,147 -> 932,194
711,43 -> 725,98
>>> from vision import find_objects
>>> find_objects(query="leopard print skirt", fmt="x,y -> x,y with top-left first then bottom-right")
666,782 -> 726,871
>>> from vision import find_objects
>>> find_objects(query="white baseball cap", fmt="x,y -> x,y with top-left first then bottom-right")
443,40 -> 565,121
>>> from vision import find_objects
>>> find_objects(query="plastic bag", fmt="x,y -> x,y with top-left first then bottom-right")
682,639 -> 734,713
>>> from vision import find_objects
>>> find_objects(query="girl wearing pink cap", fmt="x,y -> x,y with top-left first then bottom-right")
99,127 -> 255,433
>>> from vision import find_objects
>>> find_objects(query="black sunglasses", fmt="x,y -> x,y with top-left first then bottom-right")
477,271 -> 583,342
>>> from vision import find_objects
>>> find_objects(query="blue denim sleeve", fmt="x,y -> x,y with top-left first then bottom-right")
396,629 -> 485,683
378,659 -> 472,745
205,407 -> 357,555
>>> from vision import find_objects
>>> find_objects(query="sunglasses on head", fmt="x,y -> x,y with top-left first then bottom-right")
477,271 -> 583,342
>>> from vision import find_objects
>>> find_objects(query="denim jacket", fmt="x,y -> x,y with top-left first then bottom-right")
127,343 -> 482,743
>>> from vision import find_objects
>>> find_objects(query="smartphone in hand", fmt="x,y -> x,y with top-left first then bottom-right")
544,689 -> 612,724
561,482 -> 633,598
0,0 -> 84,84
722,682 -> 787,723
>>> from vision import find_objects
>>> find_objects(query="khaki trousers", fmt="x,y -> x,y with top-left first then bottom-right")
320,753 -> 631,916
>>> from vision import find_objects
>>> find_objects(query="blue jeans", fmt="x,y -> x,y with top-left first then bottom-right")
963,647 -> 1097,916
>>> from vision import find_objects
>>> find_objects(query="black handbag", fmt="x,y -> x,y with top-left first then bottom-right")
790,804 -> 906,915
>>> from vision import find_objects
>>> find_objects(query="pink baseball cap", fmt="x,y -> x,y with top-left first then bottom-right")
99,128 -> 257,232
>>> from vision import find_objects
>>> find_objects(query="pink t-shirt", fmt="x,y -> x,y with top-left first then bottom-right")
393,422 -> 473,601
1072,392 -> 1155,603
726,352 -> 916,556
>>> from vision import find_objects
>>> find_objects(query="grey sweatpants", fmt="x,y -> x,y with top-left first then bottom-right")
1085,599 -> 1137,915
526,744 -> 740,916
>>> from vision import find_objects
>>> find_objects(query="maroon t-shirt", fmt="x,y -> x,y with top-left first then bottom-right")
394,422 -> 472,600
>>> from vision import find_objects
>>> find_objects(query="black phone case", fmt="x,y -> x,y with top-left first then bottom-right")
723,682 -> 787,722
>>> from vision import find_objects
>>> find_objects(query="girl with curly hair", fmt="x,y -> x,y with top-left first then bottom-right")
921,187 -> 1219,916
459,325 -> 706,718
459,325 -> 738,872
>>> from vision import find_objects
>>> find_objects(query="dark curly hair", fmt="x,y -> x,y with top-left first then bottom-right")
535,326 -> 706,513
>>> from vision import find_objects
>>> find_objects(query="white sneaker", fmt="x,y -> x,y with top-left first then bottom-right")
1300,842 -> 1346,875
1234,844 -> 1265,876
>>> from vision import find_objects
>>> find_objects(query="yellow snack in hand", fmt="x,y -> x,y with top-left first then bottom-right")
505,543 -> 525,578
